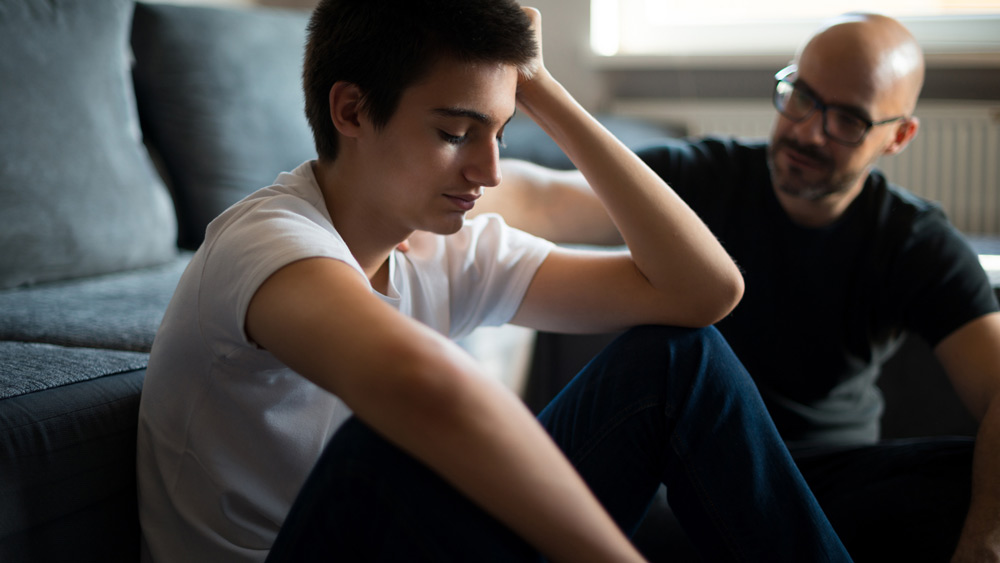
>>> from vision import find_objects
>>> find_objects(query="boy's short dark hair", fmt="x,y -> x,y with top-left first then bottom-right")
303,0 -> 536,162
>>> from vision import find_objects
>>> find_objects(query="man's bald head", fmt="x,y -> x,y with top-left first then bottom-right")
796,13 -> 925,115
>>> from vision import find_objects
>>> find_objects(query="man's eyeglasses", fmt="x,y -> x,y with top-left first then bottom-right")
773,65 -> 907,146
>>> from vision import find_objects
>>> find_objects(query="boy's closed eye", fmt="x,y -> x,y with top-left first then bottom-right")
438,129 -> 507,147
439,130 -> 467,145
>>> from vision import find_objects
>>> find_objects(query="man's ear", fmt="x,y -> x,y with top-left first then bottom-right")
328,82 -> 364,138
883,116 -> 920,156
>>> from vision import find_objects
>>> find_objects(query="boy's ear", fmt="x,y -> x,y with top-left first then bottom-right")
328,82 -> 364,138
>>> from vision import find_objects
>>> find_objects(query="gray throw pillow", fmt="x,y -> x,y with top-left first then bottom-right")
0,0 -> 178,289
131,3 -> 316,249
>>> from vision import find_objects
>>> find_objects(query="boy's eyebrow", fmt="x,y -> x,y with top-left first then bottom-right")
433,107 -> 516,127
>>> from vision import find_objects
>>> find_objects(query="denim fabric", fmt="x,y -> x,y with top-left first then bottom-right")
791,437 -> 973,563
265,417 -> 542,563
630,438 -> 975,562
267,326 -> 851,562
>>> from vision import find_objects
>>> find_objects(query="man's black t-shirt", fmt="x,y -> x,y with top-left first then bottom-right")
637,137 -> 999,444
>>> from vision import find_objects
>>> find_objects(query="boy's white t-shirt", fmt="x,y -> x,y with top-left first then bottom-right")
137,161 -> 554,563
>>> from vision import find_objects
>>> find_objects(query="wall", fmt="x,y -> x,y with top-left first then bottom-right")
160,0 -> 607,108
516,0 -> 607,110
159,0 -> 999,109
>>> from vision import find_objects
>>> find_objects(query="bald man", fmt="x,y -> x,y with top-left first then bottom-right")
477,13 -> 1000,563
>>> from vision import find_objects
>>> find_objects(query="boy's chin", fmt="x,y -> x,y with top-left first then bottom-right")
423,217 -> 467,236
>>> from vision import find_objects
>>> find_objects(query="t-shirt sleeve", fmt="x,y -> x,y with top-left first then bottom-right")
197,195 -> 364,355
892,209 -> 999,347
633,138 -> 702,196
633,137 -> 769,216
445,214 -> 554,340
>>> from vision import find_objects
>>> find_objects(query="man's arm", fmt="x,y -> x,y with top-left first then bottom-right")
246,257 -> 646,563
934,311 -> 1000,562
475,159 -> 621,246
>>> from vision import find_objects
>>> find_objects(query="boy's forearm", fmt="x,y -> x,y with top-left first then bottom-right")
353,336 -> 645,563
250,260 -> 642,561
514,72 -> 742,325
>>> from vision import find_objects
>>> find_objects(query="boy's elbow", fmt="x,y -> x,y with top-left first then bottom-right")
684,268 -> 744,328
714,268 -> 745,323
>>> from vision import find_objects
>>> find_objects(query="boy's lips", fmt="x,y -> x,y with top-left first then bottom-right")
444,192 -> 481,211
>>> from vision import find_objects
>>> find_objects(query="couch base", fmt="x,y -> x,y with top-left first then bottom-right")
0,368 -> 145,563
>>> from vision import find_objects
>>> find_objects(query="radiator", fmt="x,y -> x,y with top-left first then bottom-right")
610,99 -> 1000,235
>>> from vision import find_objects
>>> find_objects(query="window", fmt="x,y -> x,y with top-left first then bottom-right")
591,0 -> 1000,64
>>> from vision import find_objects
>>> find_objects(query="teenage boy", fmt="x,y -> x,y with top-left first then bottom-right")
137,1 -> 852,561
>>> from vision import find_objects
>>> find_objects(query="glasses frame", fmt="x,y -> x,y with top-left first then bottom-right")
773,65 -> 907,147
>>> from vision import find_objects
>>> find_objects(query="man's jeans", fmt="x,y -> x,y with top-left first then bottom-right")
634,438 -> 975,562
266,326 -> 851,562
793,437 -> 973,562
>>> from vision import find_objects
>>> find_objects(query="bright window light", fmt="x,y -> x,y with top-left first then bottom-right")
590,0 -> 621,56
593,0 -> 1000,60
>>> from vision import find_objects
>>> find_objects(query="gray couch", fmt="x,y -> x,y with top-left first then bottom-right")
0,1 -> 995,563
0,2 -> 318,561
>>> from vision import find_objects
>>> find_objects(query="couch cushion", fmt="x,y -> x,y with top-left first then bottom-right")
0,0 -> 178,289
0,341 -> 147,400
0,253 -> 190,353
0,344 -> 145,561
131,2 -> 315,249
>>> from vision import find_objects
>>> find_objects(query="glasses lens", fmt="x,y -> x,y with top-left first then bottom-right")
825,108 -> 868,144
774,80 -> 871,145
774,81 -> 813,120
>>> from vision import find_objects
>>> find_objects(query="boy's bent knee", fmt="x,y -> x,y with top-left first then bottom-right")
614,325 -> 751,390
617,325 -> 729,357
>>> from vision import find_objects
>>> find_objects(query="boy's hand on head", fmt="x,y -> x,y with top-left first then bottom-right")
518,7 -> 544,83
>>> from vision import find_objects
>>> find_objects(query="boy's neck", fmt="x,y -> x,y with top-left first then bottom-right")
368,258 -> 391,295
311,159 -> 405,287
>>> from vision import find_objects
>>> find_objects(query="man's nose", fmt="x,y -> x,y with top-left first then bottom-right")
792,109 -> 828,146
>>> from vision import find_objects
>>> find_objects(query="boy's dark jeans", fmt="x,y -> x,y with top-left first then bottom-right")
266,326 -> 852,562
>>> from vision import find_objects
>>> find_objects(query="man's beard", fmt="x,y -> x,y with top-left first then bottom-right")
767,137 -> 862,201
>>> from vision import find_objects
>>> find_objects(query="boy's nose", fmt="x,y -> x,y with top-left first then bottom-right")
464,139 -> 502,188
